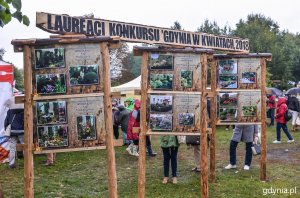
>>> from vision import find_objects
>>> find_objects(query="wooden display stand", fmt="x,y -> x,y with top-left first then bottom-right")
134,46 -> 214,198
11,36 -> 121,198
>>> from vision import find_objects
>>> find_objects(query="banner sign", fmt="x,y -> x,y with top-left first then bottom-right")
36,12 -> 250,52
0,63 -> 13,86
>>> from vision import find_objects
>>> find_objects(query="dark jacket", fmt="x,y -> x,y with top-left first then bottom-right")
231,125 -> 258,143
4,109 -> 24,136
117,105 -> 130,132
276,97 -> 287,124
287,96 -> 300,112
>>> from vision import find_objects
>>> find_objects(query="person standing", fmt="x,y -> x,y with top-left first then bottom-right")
267,94 -> 276,127
273,97 -> 295,143
126,100 -> 140,156
117,105 -> 130,146
287,95 -> 300,131
225,125 -> 258,170
161,135 -> 179,184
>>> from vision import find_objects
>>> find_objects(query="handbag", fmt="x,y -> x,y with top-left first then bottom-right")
186,135 -> 200,145
4,114 -> 16,137
251,144 -> 261,155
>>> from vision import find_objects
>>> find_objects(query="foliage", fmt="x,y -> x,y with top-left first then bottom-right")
0,48 -> 5,60
0,0 -> 29,27
13,65 -> 23,91
150,74 -> 173,90
170,21 -> 182,30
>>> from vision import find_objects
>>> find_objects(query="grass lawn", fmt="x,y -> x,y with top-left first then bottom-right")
1,125 -> 300,198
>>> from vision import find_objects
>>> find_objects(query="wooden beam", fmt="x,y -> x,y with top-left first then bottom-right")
33,93 -> 104,101
134,89 -> 141,95
147,132 -> 201,136
147,90 -> 201,95
111,92 -> 121,98
260,58 -> 267,181
23,45 -> 34,198
138,51 -> 149,198
100,42 -> 118,198
15,95 -> 25,104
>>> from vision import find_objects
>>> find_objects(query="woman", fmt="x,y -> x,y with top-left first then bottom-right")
225,125 -> 258,170
161,135 -> 179,184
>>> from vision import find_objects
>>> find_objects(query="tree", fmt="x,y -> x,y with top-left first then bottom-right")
171,21 -> 182,30
197,19 -> 232,35
13,65 -> 23,91
0,0 -> 29,27
0,48 -> 5,60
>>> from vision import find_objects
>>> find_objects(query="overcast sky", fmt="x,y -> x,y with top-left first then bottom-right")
1,0 -> 300,68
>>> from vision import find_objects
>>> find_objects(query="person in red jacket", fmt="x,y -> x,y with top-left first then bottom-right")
273,97 -> 294,143
266,94 -> 276,126
126,99 -> 140,156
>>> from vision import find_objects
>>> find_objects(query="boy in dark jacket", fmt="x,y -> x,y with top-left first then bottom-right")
287,95 -> 300,131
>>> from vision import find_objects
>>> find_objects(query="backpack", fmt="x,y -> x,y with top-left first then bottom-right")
284,109 -> 292,122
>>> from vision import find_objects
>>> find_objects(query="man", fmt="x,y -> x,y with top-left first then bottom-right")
266,94 -> 276,126
287,94 -> 300,131
117,105 -> 130,146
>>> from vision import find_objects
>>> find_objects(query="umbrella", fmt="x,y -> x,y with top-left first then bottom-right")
286,87 -> 300,95
266,87 -> 283,97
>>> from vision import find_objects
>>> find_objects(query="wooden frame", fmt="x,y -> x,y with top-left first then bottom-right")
134,46 -> 214,198
12,36 -> 120,198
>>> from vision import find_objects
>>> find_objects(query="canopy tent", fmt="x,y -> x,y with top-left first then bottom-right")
111,75 -> 141,93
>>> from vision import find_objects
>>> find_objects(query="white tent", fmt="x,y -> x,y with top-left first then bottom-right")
111,76 -> 141,93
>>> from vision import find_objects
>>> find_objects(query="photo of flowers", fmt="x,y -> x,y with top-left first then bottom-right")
35,48 -> 65,69
241,72 -> 257,83
150,95 -> 173,113
69,65 -> 99,86
76,115 -> 97,140
181,70 -> 193,88
149,114 -> 172,131
219,93 -> 238,107
149,54 -> 173,70
242,106 -> 257,116
178,113 -> 194,126
150,74 -> 173,90
218,59 -> 237,74
37,125 -> 68,148
219,108 -> 237,121
218,75 -> 238,89
36,74 -> 66,94
36,101 -> 67,125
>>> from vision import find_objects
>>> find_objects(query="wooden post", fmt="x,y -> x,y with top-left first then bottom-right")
23,45 -> 34,198
138,51 -> 149,198
100,42 -> 118,198
260,58 -> 267,181
200,54 -> 208,198
209,57 -> 217,182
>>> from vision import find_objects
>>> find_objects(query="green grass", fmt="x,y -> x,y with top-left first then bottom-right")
1,125 -> 300,198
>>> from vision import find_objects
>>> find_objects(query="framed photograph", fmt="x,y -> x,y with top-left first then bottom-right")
76,115 -> 97,140
218,75 -> 238,89
242,106 -> 257,116
218,59 -> 237,74
36,74 -> 66,94
36,101 -> 67,125
241,72 -> 257,84
219,93 -> 238,107
149,114 -> 172,131
150,95 -> 173,113
69,65 -> 99,86
149,54 -> 173,70
150,74 -> 173,90
219,108 -> 237,121
178,113 -> 194,126
181,70 -> 193,88
37,125 -> 68,148
35,48 -> 65,69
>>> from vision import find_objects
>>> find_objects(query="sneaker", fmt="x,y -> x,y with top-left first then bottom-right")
162,177 -> 168,184
172,177 -> 177,184
225,128 -> 229,131
132,145 -> 139,157
224,164 -> 236,169
273,140 -> 281,144
287,139 -> 295,143
9,164 -> 16,169
243,165 -> 250,170
126,144 -> 133,155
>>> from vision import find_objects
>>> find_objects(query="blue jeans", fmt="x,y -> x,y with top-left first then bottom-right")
276,123 -> 293,141
229,140 -> 253,166
269,108 -> 275,125
162,147 -> 178,177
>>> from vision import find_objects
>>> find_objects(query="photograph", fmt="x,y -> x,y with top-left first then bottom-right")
218,75 -> 238,89
219,93 -> 238,107
149,54 -> 173,70
150,73 -> 173,90
69,65 -> 99,86
36,101 -> 67,125
219,108 -> 237,121
178,113 -> 194,126
37,125 -> 68,148
149,114 -> 172,131
77,115 -> 97,140
150,95 -> 173,113
180,70 -> 193,88
218,59 -> 237,74
35,48 -> 65,69
241,72 -> 257,83
242,106 -> 257,116
36,73 -> 66,94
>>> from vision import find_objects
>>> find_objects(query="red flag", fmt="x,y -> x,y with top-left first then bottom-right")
0,64 -> 14,86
